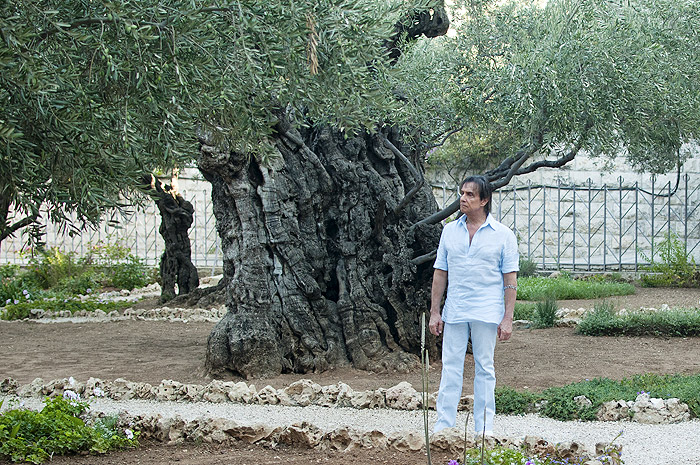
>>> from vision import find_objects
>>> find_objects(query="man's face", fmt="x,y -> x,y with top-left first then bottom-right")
460,182 -> 488,216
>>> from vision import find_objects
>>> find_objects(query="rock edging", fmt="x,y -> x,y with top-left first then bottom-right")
82,410 -> 620,464
0,376 -> 691,424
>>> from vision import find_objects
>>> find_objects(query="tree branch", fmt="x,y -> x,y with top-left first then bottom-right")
410,249 -> 437,266
379,134 -> 424,216
426,126 -> 464,150
1,212 -> 40,243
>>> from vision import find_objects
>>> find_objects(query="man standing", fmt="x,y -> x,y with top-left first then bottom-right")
429,175 -> 519,437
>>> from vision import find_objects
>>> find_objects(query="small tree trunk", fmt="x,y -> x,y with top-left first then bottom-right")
144,175 -> 200,302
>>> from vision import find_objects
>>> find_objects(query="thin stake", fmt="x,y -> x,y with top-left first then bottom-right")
421,313 -> 432,465
463,411 -> 471,465
480,407 -> 486,464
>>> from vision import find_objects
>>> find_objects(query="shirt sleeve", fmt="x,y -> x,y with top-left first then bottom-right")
434,227 -> 448,271
501,229 -> 520,273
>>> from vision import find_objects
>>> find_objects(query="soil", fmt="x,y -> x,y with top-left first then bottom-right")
1,286 -> 699,465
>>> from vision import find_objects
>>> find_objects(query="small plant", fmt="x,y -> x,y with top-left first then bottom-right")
577,304 -> 700,338
0,394 -> 138,463
25,248 -> 86,290
519,255 -> 538,278
533,298 -> 558,328
513,302 -> 537,321
640,234 -> 699,288
517,276 -> 635,301
495,373 -> 700,421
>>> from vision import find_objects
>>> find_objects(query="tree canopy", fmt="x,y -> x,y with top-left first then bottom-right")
407,0 -> 700,222
0,0 -> 443,244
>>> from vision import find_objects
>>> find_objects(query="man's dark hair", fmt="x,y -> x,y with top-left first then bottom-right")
461,175 -> 493,215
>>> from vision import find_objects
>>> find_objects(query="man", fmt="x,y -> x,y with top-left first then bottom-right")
429,175 -> 519,437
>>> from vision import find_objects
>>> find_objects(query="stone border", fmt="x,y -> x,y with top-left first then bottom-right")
0,376 -> 691,424
89,410 -> 619,465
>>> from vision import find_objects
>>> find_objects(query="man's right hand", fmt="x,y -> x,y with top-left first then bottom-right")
429,310 -> 443,336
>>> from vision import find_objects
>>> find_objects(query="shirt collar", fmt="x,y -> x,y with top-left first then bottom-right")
457,213 -> 495,230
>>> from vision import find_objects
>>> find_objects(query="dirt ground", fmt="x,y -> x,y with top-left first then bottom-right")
1,286 -> 699,465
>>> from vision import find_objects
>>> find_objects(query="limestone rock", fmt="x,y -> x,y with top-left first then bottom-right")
430,427 -> 474,455
385,382 -> 421,410
281,379 -> 322,406
254,385 -> 280,405
556,441 -> 589,460
631,393 -> 691,424
154,380 -> 184,401
597,400 -> 631,421
202,380 -> 235,403
0,378 -> 19,394
523,435 -> 554,456
335,382 -> 356,408
350,389 -> 386,409
17,378 -> 44,397
228,423 -> 280,444
227,381 -> 256,403
388,431 -> 424,451
278,421 -> 324,448
84,377 -> 109,397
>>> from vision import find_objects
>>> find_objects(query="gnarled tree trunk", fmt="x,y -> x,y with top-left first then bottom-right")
144,175 -> 200,302
200,125 -> 442,379
201,4 -> 449,379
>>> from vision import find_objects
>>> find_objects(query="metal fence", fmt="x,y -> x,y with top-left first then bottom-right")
2,176 -> 699,272
433,174 -> 700,271
1,187 -> 223,271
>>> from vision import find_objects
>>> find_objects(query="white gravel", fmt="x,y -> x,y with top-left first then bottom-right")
3,396 -> 698,465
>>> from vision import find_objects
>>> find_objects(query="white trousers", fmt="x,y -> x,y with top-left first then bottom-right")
434,321 -> 498,435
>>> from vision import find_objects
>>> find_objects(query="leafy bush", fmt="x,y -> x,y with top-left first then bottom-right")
0,265 -> 19,279
533,298 -> 558,328
641,234 -> 699,288
56,272 -> 100,295
517,276 -> 635,301
24,248 -> 86,290
83,239 -> 152,290
495,373 -> 700,420
494,386 -> 538,414
577,304 -> 700,337
518,255 -> 538,278
108,258 -> 150,290
0,395 -> 138,464
513,302 -> 537,321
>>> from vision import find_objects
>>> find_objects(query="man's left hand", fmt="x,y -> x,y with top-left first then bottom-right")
497,318 -> 512,341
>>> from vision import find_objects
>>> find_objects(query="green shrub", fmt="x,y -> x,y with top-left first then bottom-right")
517,276 -> 635,301
83,239 -> 153,290
533,298 -> 558,328
518,255 -> 538,278
495,387 -> 538,415
56,272 -> 100,295
108,258 -> 150,290
0,265 -> 20,279
577,305 -> 700,337
496,373 -> 700,421
24,248 -> 86,290
0,396 -> 138,464
513,302 -> 537,321
640,234 -> 699,288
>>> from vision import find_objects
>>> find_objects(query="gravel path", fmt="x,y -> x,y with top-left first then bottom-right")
4,396 -> 698,465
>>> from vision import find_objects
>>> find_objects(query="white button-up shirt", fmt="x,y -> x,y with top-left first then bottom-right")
434,214 -> 519,324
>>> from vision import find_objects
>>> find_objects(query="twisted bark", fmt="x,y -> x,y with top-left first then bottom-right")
200,127 -> 442,378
